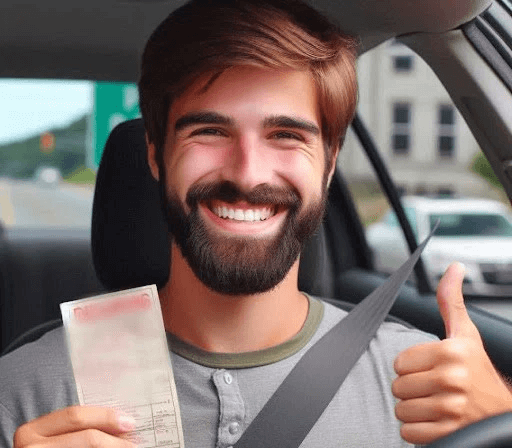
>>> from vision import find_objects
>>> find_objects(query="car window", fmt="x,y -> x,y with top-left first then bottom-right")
430,213 -> 512,237
344,39 -> 512,321
384,206 -> 418,235
0,79 -> 139,229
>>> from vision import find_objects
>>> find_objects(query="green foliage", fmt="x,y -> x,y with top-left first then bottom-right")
0,115 -> 88,179
470,152 -> 503,190
64,165 -> 96,184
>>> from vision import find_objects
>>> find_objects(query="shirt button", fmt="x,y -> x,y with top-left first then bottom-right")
224,372 -> 233,384
229,422 -> 240,435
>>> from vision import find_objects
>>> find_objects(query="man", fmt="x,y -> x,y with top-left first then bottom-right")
1,0 -> 512,447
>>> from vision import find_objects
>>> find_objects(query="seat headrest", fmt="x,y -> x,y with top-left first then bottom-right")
92,118 -> 334,297
92,119 -> 170,290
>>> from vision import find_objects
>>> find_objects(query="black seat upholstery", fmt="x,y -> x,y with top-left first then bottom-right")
91,119 -> 170,290
0,228 -> 104,352
91,118 -> 337,297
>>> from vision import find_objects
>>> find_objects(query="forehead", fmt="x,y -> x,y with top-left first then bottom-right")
169,66 -> 321,127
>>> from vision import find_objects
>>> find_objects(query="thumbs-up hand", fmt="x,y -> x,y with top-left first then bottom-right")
392,262 -> 512,445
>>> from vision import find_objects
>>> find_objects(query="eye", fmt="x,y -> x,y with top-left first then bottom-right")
190,127 -> 227,137
270,130 -> 304,141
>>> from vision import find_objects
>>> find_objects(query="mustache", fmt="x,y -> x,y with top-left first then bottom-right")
186,181 -> 301,210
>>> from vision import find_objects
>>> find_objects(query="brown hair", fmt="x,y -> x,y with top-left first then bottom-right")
139,0 -> 358,164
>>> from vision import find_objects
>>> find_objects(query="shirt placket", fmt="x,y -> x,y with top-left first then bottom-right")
212,369 -> 246,448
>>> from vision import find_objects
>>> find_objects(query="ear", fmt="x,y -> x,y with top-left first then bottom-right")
146,133 -> 160,181
326,147 -> 340,188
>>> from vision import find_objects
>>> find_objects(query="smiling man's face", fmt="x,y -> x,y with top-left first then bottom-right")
148,66 -> 335,295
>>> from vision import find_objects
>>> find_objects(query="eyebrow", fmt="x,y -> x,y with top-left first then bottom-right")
174,111 -> 234,132
263,115 -> 320,136
174,111 -> 320,137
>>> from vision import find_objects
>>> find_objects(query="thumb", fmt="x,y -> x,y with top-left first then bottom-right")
436,262 -> 475,339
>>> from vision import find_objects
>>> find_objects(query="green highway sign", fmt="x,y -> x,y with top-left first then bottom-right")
90,82 -> 141,168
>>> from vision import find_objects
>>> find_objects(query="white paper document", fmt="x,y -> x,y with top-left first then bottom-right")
60,285 -> 185,448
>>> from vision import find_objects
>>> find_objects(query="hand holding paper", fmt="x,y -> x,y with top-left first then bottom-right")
392,262 -> 512,445
60,285 -> 185,448
13,405 -> 136,448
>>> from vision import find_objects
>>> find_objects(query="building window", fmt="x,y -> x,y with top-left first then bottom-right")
393,55 -> 413,72
439,105 -> 455,125
438,104 -> 456,159
392,102 -> 411,155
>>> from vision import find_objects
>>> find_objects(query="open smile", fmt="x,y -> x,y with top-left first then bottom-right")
211,204 -> 277,222
200,200 -> 285,234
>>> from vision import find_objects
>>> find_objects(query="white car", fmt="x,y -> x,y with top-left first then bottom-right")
33,166 -> 62,187
366,196 -> 512,296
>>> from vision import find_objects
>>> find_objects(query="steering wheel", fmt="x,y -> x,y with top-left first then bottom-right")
425,412 -> 512,448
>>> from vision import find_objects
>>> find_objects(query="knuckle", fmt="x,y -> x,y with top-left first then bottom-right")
433,394 -> 468,418
84,429 -> 104,448
442,339 -> 471,362
436,366 -> 470,391
449,395 -> 469,417
65,405 -> 87,428
438,340 -> 458,360
431,400 -> 446,418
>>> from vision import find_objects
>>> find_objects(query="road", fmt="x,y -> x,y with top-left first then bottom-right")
0,178 -> 93,228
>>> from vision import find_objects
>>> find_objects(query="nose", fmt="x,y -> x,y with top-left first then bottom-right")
222,134 -> 275,191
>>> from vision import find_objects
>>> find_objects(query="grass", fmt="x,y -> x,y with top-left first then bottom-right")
64,165 -> 96,184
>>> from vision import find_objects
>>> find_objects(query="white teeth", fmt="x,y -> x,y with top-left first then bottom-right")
211,205 -> 276,222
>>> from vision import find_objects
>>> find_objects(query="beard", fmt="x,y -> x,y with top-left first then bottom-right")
161,180 -> 327,295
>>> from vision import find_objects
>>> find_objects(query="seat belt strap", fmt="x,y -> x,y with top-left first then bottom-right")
234,223 -> 438,448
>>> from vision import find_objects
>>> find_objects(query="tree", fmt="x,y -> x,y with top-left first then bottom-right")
470,152 -> 503,190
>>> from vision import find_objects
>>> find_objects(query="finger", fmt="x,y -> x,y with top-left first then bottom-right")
25,406 -> 135,438
395,397 -> 438,423
15,428 -> 136,448
393,363 -> 471,400
395,394 -> 467,423
394,340 -> 441,375
392,370 -> 439,400
436,262 -> 475,339
400,420 -> 460,446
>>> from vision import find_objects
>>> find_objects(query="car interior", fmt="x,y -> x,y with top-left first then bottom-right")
1,0 -> 512,445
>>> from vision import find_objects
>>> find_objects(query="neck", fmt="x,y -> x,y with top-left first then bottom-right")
158,243 -> 308,353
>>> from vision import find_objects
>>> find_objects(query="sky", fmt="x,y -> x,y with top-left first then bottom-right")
0,79 -> 93,145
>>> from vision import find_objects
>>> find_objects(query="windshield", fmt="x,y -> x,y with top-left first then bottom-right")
430,213 -> 512,237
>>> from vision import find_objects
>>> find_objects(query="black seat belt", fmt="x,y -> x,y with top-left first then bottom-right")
234,223 -> 439,448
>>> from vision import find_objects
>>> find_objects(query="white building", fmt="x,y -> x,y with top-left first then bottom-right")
339,40 -> 499,199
